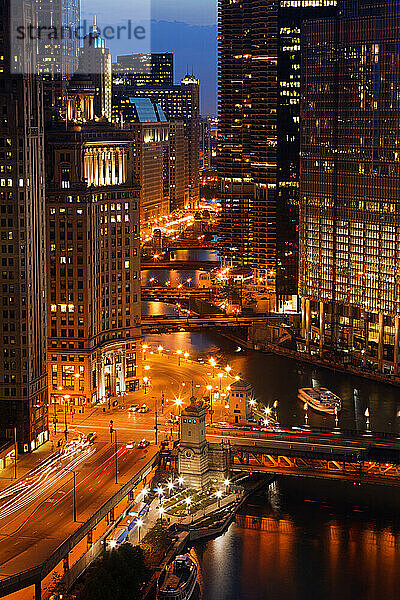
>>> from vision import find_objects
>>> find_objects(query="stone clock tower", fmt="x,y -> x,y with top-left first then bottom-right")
178,396 -> 211,489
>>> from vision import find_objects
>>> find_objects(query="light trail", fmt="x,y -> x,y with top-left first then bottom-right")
0,436 -> 96,520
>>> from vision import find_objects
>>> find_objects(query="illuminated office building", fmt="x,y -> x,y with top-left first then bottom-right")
112,53 -> 174,88
37,0 -> 80,112
78,23 -> 112,121
46,76 -> 142,409
113,56 -> 200,208
299,0 -> 400,374
218,0 -> 337,299
0,0 -> 48,451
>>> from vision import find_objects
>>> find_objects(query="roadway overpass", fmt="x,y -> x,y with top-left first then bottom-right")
142,286 -> 215,302
207,426 -> 400,485
141,313 -> 267,333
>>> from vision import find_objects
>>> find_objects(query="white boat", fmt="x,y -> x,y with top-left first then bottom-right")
157,554 -> 198,600
298,387 -> 342,415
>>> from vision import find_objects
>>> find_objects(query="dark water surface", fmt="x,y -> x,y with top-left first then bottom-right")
143,328 -> 400,600
144,328 -> 400,434
193,478 -> 400,600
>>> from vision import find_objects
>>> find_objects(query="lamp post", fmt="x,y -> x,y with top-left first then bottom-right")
209,358 -> 216,378
218,372 -> 224,390
175,398 -> 182,438
142,344 -> 149,361
167,480 -> 174,497
64,395 -> 70,441
113,429 -> 118,484
72,470 -> 77,522
184,352 -> 189,362
158,345 -> 163,356
158,506 -> 165,523
177,349 -> 182,366
137,518 -> 143,542
216,490 -> 222,508
185,497 -> 191,516
304,402 -> 309,426
143,376 -> 149,394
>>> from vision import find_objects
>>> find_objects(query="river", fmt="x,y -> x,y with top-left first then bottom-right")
142,327 -> 400,600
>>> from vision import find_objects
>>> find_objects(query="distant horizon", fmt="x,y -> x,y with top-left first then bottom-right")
81,1 -> 217,115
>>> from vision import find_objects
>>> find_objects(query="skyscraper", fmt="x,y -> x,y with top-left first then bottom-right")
36,0 -> 80,112
78,23 -> 112,121
218,0 -> 337,298
46,77 -> 142,409
113,57 -> 200,209
0,0 -> 48,451
299,0 -> 400,374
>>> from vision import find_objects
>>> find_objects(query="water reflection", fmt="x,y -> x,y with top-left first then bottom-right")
143,330 -> 400,434
194,479 -> 400,600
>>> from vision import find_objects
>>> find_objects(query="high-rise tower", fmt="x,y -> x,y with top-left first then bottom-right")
0,0 -> 48,451
299,0 -> 400,374
218,0 -> 337,300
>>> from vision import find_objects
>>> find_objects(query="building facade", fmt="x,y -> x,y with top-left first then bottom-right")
299,1 -> 400,374
113,58 -> 200,209
0,0 -> 48,451
46,78 -> 142,411
78,24 -> 112,121
218,0 -> 337,299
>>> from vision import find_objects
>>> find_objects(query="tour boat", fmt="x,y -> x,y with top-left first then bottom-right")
298,387 -> 342,415
157,554 -> 198,600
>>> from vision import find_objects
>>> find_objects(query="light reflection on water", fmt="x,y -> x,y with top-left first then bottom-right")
143,327 -> 400,434
193,478 -> 400,600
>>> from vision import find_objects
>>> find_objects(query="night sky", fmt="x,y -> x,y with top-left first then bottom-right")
81,0 -> 217,115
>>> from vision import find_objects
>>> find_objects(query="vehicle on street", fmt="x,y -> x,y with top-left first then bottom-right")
85,432 -> 97,444
128,404 -> 140,412
137,439 -> 150,449
138,404 -> 149,413
126,441 -> 135,449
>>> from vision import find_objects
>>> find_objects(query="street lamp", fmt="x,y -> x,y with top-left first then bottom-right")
158,345 -> 163,355
218,372 -> 224,390
304,402 -> 309,426
185,497 -> 192,515
216,490 -> 222,508
143,376 -> 149,394
224,478 -> 230,493
137,518 -> 143,542
178,476 -> 184,488
156,485 -> 164,504
142,344 -> 149,360
184,352 -> 189,361
225,365 -> 232,374
158,506 -> 165,523
177,349 -> 182,366
167,480 -> 174,497
64,395 -> 70,441
209,357 -> 216,378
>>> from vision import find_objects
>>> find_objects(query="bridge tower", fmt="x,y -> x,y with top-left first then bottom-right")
178,396 -> 210,489
178,395 -> 228,489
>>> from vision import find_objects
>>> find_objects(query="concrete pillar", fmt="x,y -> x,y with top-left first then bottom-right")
319,301 -> 325,356
121,148 -> 126,183
394,316 -> 399,375
301,296 -> 306,338
105,151 -> 110,186
99,150 -> 104,186
111,149 -> 116,184
35,581 -> 41,600
378,311 -> 384,370
94,149 -> 99,186
305,299 -> 311,353
118,148 -> 123,183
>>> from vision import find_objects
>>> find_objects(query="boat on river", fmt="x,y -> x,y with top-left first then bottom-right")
157,554 -> 198,600
298,387 -> 342,415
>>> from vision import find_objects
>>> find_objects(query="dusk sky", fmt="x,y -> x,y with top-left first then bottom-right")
82,0 -> 217,115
